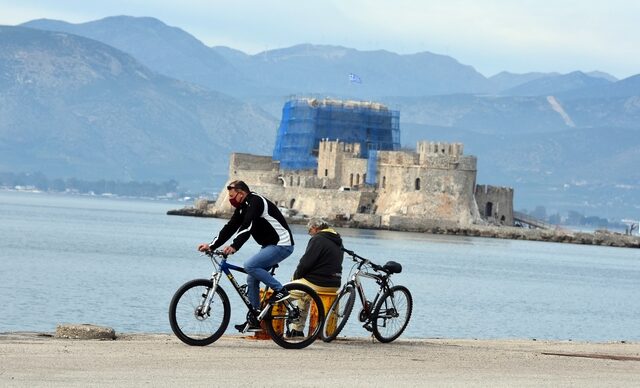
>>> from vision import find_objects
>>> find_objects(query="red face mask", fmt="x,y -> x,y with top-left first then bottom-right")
229,192 -> 242,208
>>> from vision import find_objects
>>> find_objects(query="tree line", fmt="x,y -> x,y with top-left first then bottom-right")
0,171 -> 179,198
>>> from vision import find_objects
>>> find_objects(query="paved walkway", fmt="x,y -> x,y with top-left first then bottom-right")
1,333 -> 639,387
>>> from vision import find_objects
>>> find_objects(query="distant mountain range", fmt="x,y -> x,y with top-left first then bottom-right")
1,16 -> 639,218
22,16 -> 623,99
0,25 -> 275,189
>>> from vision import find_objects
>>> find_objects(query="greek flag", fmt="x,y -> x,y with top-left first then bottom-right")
348,73 -> 362,84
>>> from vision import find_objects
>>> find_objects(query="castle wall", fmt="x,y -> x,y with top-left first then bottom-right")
211,139 -> 500,229
371,143 -> 479,225
317,140 -> 363,188
475,185 -> 514,225
376,150 -> 419,166
340,157 -> 368,188
213,153 -> 281,210
374,162 -> 478,225
213,152 -> 363,216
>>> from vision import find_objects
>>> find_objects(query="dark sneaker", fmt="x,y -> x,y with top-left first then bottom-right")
267,288 -> 290,304
287,329 -> 305,338
234,320 -> 261,333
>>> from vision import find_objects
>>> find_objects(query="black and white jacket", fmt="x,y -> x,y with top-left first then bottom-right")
209,192 -> 294,251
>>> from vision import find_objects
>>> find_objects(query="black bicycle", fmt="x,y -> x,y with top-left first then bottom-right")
169,250 -> 325,349
321,248 -> 412,343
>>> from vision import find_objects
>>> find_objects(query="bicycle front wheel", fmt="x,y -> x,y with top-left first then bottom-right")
168,279 -> 230,346
371,285 -> 412,343
321,285 -> 355,342
264,283 -> 325,349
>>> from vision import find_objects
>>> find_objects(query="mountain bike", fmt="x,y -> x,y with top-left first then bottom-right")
321,248 -> 412,343
169,250 -> 325,349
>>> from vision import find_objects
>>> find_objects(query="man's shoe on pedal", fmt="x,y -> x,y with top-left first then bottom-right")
234,320 -> 261,333
267,288 -> 290,304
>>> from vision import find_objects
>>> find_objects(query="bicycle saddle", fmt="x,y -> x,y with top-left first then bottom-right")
382,261 -> 402,274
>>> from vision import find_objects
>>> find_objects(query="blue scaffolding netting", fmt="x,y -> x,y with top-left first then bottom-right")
272,98 -> 400,171
366,150 -> 378,185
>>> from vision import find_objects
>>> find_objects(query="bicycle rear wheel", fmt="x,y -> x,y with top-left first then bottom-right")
371,285 -> 412,343
264,283 -> 325,349
169,279 -> 230,346
321,285 -> 355,342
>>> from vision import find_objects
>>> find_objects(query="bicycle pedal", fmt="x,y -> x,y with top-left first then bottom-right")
363,323 -> 373,332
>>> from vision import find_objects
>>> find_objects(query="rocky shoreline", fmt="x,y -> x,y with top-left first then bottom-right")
167,207 -> 640,249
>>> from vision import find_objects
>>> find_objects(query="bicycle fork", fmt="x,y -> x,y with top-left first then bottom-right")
198,272 -> 222,318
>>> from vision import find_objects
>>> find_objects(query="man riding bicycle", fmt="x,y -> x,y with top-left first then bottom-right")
198,180 -> 294,332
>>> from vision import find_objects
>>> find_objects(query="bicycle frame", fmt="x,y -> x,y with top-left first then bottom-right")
205,252 -> 275,322
344,253 -> 394,324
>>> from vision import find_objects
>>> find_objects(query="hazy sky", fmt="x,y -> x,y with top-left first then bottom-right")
1,0 -> 638,79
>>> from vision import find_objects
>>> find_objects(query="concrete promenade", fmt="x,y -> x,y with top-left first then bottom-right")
1,333 -> 639,387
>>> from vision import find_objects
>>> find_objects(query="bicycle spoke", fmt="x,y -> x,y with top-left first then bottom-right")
264,283 -> 325,349
169,279 -> 230,346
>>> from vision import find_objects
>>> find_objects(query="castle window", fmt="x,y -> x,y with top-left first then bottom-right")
350,173 -> 354,186
324,169 -> 328,177
485,202 -> 493,217
382,176 -> 386,188
289,176 -> 293,186
356,174 -> 360,185
415,178 -> 421,190
297,176 -> 301,186
363,173 -> 366,184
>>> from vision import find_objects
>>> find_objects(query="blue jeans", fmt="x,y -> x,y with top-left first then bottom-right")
245,245 -> 294,310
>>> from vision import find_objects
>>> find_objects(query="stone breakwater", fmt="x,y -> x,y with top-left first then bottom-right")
167,208 -> 640,249
407,225 -> 640,248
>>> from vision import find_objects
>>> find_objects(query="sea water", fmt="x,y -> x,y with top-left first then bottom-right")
1,191 -> 638,341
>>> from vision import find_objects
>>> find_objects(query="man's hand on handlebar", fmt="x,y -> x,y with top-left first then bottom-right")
222,245 -> 237,255
197,243 -> 210,252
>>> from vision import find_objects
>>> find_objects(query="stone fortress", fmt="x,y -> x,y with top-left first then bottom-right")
203,97 -> 514,230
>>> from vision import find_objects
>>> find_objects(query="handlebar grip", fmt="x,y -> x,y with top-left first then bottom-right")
341,247 -> 355,256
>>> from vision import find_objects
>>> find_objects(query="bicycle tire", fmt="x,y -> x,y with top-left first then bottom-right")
371,285 -> 412,343
321,285 -> 355,342
169,278 -> 230,346
264,283 -> 325,349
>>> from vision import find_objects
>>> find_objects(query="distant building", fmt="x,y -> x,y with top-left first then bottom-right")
273,98 -> 400,171
209,98 -> 513,229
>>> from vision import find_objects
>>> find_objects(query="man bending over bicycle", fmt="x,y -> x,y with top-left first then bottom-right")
198,180 -> 294,332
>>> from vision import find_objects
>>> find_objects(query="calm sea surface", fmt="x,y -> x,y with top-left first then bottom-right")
1,191 -> 638,341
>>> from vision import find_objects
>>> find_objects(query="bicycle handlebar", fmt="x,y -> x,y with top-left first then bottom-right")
204,250 -> 229,259
341,247 -> 384,272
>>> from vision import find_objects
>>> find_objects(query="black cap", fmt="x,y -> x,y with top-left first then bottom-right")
226,180 -> 250,193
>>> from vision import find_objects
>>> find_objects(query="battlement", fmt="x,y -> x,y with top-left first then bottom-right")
230,153 -> 278,171
418,141 -> 463,156
301,98 -> 390,111
319,139 -> 361,156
